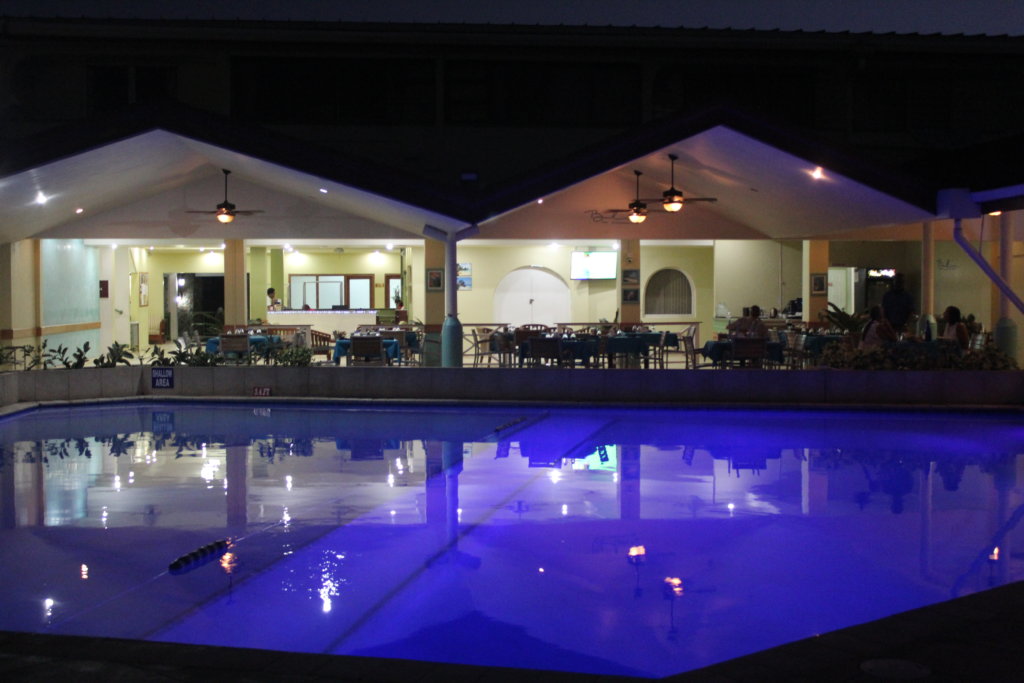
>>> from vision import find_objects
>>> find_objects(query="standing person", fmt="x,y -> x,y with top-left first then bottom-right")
266,287 -> 281,312
882,273 -> 914,333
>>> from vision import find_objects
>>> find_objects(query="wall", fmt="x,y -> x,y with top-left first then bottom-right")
934,241 -> 993,330
40,240 -> 100,354
641,244 -> 714,331
714,240 -> 801,318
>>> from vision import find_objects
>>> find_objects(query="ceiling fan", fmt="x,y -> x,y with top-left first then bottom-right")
604,155 -> 717,223
186,169 -> 264,223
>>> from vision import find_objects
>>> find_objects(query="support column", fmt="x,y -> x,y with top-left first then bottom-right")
995,212 -> 1018,358
423,238 -> 446,366
248,247 -> 268,322
270,249 -> 285,306
0,240 -> 41,348
441,236 -> 463,367
223,239 -> 247,327
802,240 -> 829,324
920,221 -> 937,339
620,239 -> 640,327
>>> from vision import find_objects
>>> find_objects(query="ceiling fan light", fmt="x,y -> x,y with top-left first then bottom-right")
216,208 -> 235,224
628,200 -> 647,224
663,188 -> 684,212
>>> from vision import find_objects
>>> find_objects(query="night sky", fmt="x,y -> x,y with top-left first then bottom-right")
1,0 -> 1021,36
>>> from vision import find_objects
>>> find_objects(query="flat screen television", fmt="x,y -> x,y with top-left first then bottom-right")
570,251 -> 618,280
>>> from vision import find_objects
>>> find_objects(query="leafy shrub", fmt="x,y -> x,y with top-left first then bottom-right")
820,340 -> 1018,370
275,346 -> 314,367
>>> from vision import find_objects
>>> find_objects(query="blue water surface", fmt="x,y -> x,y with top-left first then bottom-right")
0,401 -> 1020,677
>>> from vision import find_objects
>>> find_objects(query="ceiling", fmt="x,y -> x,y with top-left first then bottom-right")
0,117 -> 941,251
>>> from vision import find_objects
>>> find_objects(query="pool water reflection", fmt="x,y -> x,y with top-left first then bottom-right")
0,402 -> 1021,678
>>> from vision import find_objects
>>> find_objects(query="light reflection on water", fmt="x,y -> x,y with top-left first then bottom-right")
0,402 -> 1021,677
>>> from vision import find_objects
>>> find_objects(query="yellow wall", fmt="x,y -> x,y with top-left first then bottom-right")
450,243 -> 713,331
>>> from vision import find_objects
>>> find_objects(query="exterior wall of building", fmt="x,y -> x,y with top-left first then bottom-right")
39,240 -> 100,354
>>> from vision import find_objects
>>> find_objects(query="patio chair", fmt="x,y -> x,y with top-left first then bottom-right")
527,336 -> 571,367
218,334 -> 250,364
724,337 -> 767,369
349,336 -> 388,366
681,335 -> 715,369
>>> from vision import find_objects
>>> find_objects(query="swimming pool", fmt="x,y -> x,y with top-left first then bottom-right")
0,401 -> 1020,678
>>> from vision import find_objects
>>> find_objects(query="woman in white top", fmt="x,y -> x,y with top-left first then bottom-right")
859,305 -> 897,350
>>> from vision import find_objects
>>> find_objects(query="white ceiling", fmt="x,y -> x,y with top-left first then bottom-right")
0,125 -> 938,250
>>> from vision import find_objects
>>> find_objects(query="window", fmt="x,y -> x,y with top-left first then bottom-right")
288,274 -> 375,309
644,269 -> 692,315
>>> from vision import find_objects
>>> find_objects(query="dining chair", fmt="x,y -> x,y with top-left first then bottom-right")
349,336 -> 388,366
527,336 -> 570,367
681,335 -> 715,369
218,334 -> 250,364
650,330 -> 668,369
784,333 -> 808,370
725,337 -> 767,369
469,327 -> 496,367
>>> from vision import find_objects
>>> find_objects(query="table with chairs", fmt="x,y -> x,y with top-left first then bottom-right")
700,336 -> 785,368
333,335 -> 401,365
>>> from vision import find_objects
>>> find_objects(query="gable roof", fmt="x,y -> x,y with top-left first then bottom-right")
0,101 -> 941,246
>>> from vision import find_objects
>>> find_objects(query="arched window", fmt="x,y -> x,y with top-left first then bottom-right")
644,268 -> 693,315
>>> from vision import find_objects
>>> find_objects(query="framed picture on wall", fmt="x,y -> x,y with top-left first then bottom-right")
426,268 -> 444,291
139,272 -> 149,307
622,288 -> 639,303
457,262 -> 472,277
622,269 -> 640,286
810,272 -> 827,296
457,276 -> 472,290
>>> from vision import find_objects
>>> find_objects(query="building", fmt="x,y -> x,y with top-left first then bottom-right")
1,13 -> 1023,360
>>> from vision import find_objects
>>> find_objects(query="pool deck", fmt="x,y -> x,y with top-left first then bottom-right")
2,576 -> 1023,681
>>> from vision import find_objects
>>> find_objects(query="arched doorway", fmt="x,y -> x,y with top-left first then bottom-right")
494,267 -> 571,326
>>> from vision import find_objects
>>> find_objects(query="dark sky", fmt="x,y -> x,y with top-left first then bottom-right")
1,0 -> 1021,36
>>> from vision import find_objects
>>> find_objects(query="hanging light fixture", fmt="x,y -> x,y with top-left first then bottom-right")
662,153 -> 684,212
628,170 -> 647,224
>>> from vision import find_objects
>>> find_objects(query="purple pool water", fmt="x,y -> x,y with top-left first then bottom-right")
0,401 -> 1020,677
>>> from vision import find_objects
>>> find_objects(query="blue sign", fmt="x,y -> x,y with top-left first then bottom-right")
152,367 -> 174,389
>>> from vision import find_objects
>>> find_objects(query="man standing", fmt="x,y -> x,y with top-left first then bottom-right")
882,273 -> 914,333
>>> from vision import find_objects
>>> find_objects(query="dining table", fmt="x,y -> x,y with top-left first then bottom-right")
517,336 -> 599,367
700,338 -> 785,366
205,334 -> 282,355
333,337 -> 400,365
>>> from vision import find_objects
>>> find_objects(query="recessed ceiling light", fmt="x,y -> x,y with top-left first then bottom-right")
386,243 -> 394,250
810,167 -> 825,180
537,198 -> 544,204
75,208 -> 84,214
988,210 -> 1003,216
319,188 -> 328,194
35,192 -> 48,205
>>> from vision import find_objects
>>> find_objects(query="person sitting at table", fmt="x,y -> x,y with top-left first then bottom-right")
727,305 -> 768,338
941,305 -> 970,350
859,305 -> 897,350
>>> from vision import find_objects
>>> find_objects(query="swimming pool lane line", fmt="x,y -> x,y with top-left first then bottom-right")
318,466 -> 553,655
